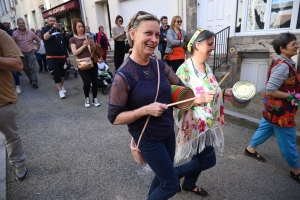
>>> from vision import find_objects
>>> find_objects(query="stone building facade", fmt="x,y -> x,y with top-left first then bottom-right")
187,0 -> 300,91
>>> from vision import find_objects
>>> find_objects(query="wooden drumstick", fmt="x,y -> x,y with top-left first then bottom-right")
167,96 -> 198,107
213,72 -> 230,92
167,72 -> 230,108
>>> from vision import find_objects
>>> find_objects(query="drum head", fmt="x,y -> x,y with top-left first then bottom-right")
232,80 -> 256,101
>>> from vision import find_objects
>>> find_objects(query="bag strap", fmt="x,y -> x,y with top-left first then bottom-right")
136,59 -> 160,148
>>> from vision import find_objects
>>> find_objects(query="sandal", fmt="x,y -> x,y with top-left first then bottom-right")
290,171 -> 300,183
244,148 -> 265,162
182,186 -> 208,197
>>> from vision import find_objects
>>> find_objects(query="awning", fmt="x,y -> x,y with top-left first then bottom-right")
42,0 -> 80,19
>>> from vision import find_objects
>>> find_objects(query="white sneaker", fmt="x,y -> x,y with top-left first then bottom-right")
59,90 -> 65,99
103,80 -> 108,85
92,98 -> 101,107
85,97 -> 90,108
62,86 -> 67,93
16,85 -> 21,94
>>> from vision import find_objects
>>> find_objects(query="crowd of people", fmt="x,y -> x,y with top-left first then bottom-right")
0,9 -> 299,200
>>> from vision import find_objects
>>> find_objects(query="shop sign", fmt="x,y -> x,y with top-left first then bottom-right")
49,5 -> 66,15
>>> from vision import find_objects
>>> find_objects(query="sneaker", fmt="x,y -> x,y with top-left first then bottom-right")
59,90 -> 65,99
85,97 -> 90,108
103,80 -> 108,85
16,85 -> 21,94
92,98 -> 101,107
14,164 -> 28,181
62,86 -> 67,93
32,84 -> 38,89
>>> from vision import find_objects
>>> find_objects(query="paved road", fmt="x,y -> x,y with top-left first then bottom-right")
5,66 -> 300,200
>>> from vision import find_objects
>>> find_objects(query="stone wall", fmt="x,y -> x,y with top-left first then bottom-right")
227,34 -> 300,87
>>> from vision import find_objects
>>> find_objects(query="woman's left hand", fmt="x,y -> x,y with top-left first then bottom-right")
182,111 -> 193,133
224,88 -> 233,98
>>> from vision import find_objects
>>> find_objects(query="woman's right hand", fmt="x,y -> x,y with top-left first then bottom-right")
146,102 -> 168,117
193,91 -> 215,106
83,39 -> 89,47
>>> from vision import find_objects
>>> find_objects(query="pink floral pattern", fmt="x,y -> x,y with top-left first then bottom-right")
175,58 -> 225,147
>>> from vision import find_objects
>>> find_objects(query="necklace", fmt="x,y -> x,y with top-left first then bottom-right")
131,58 -> 151,74
190,57 -> 207,79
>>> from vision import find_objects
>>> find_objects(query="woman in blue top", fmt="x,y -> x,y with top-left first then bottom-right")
107,11 -> 192,199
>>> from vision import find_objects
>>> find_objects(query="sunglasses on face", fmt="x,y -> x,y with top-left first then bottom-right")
118,20 -> 123,22
176,20 -> 182,23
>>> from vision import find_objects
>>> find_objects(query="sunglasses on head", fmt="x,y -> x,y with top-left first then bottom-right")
131,11 -> 149,25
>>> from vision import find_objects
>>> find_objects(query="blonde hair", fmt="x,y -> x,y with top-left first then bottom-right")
126,11 -> 160,46
170,16 -> 182,30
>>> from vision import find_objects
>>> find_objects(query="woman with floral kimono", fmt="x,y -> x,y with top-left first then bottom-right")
174,29 -> 232,197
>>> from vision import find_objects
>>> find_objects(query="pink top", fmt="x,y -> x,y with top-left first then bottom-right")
12,28 -> 40,53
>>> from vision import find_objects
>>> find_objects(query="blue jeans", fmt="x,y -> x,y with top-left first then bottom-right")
35,53 -> 47,71
134,133 -> 178,200
249,118 -> 298,168
11,71 -> 20,86
175,146 -> 216,189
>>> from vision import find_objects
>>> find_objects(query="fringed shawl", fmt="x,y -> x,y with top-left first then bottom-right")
174,58 -> 225,163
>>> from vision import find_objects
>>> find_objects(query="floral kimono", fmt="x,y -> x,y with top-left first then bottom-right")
174,58 -> 225,163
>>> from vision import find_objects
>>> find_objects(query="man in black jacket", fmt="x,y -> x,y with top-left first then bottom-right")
158,16 -> 170,60
41,15 -> 70,99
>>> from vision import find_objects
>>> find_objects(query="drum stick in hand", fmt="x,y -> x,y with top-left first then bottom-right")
213,72 -> 230,92
167,96 -> 198,107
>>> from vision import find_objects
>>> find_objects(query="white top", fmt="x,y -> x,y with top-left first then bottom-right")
36,40 -> 46,55
97,62 -> 109,71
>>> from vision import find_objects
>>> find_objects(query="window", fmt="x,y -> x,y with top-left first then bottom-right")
4,0 -> 9,12
24,14 -> 29,27
0,1 -> 4,15
297,3 -> 300,29
269,0 -> 293,28
246,0 -> 267,30
32,10 -> 37,29
235,0 -> 300,32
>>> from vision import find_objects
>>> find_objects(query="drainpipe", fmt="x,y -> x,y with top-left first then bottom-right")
79,0 -> 87,25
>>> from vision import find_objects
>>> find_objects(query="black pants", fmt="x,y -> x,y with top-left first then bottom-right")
78,63 -> 98,99
114,41 -> 125,71
160,51 -> 166,60
168,59 -> 185,73
47,58 -> 66,84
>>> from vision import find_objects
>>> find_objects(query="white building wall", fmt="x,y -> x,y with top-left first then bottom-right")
0,0 -> 66,30
82,0 -> 186,52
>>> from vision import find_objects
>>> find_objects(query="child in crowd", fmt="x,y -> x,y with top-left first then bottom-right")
97,57 -> 112,85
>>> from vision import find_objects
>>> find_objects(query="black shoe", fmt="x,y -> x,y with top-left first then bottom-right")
30,80 -> 32,84
290,171 -> 300,183
32,84 -> 38,89
182,186 -> 208,197
39,69 -> 42,73
244,148 -> 265,162
18,72 -> 22,75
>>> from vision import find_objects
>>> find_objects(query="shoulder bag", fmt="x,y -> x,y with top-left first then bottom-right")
76,36 -> 93,70
130,59 -> 161,164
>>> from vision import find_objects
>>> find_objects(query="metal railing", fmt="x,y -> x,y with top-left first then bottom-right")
213,26 -> 230,74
